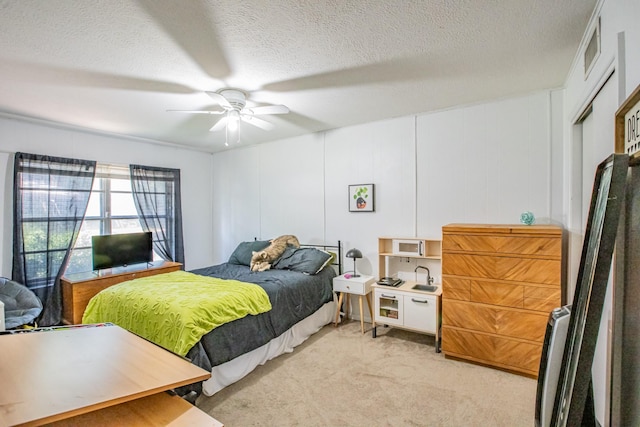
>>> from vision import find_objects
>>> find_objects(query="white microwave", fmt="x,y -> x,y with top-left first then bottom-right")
392,239 -> 423,256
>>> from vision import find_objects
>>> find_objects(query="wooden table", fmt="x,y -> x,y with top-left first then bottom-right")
0,323 -> 220,426
48,392 -> 222,426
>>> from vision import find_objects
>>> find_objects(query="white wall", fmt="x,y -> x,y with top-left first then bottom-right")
0,115 -> 215,274
210,133 -> 327,264
210,116 -> 419,274
211,145 -> 261,262
260,134 -> 326,243
325,116 -> 417,276
417,91 -> 561,232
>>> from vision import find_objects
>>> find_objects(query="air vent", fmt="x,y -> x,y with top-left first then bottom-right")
584,18 -> 601,79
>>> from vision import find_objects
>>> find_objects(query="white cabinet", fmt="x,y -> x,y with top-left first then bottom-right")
375,291 -> 404,327
372,282 -> 441,352
332,274 -> 373,295
333,274 -> 375,334
404,294 -> 437,332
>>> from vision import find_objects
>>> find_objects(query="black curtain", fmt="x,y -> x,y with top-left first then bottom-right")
129,164 -> 184,264
13,152 -> 96,326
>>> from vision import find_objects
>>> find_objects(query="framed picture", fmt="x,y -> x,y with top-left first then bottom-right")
348,184 -> 374,212
614,82 -> 640,157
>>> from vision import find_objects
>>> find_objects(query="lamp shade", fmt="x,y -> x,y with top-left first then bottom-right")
346,248 -> 362,277
346,248 -> 362,259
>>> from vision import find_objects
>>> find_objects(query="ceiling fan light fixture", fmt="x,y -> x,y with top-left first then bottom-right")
227,109 -> 240,132
169,87 -> 289,146
225,112 -> 240,146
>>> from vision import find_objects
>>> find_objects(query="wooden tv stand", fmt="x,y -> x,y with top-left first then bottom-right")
62,261 -> 182,324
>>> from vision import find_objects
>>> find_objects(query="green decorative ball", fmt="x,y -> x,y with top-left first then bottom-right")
520,211 -> 535,225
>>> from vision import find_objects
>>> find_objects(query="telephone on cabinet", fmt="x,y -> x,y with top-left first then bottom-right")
377,277 -> 403,287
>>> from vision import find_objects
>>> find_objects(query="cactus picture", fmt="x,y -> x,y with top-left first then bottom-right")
348,184 -> 374,212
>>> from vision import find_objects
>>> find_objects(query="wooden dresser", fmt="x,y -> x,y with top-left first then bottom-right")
441,224 -> 563,377
62,261 -> 182,324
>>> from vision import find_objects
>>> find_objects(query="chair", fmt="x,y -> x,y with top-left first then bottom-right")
0,277 -> 43,329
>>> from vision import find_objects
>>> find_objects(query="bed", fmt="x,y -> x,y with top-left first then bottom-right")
82,239 -> 341,397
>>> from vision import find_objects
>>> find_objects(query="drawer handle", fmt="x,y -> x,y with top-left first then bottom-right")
411,298 -> 429,304
381,294 -> 397,299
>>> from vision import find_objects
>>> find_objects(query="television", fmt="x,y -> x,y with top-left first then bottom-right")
91,232 -> 153,271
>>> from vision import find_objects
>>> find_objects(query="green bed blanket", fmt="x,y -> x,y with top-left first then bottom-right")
82,270 -> 272,356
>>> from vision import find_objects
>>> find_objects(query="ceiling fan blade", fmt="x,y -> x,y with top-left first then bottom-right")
5,60 -> 197,94
205,91 -> 233,109
244,105 -> 290,115
167,109 -> 225,114
241,115 -> 274,131
209,116 -> 228,132
262,56 -> 434,92
137,0 -> 230,79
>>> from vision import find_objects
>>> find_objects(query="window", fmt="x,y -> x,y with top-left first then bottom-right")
13,154 -> 183,325
65,164 -> 157,274
13,152 -> 96,326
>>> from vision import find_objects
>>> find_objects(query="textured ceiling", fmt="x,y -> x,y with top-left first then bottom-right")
0,0 -> 596,153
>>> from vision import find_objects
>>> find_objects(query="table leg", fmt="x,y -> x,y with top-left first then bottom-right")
359,295 -> 365,334
365,293 -> 373,320
335,292 -> 344,326
345,294 -> 351,320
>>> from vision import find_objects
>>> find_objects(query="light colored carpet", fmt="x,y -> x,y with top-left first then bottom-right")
196,320 -> 537,426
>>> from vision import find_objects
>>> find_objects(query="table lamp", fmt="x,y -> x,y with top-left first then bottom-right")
345,248 -> 362,277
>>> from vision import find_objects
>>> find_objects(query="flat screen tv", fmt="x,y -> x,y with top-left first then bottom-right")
91,232 -> 153,271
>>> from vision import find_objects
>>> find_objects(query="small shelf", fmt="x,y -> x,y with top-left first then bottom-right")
379,252 -> 441,259
379,308 -> 399,319
378,237 -> 442,279
379,300 -> 398,310
378,237 -> 441,258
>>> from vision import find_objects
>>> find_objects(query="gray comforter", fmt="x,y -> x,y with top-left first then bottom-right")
186,262 -> 335,371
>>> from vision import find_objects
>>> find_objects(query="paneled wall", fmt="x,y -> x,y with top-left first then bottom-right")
324,116 -> 417,274
259,134 -> 326,241
212,145 -> 261,259
417,92 -> 558,238
210,116 -> 419,273
211,91 -> 563,282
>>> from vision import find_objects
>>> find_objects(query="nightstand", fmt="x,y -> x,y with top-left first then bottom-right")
333,274 -> 375,333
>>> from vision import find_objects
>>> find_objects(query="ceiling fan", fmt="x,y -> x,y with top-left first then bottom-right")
167,88 -> 290,139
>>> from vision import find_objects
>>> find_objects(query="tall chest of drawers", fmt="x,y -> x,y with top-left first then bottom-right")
441,224 -> 563,376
